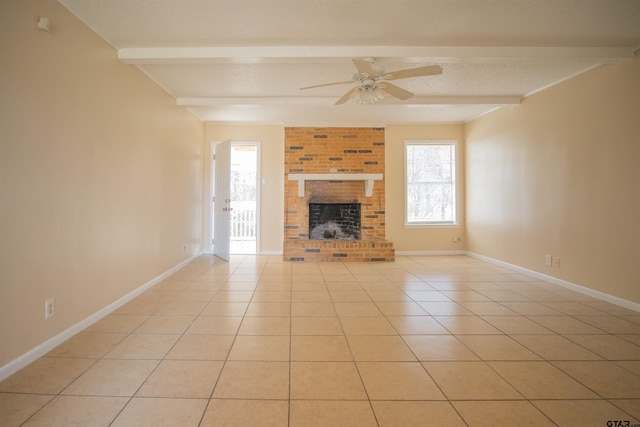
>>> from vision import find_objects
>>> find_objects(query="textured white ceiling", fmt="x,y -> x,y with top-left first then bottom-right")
59,0 -> 640,125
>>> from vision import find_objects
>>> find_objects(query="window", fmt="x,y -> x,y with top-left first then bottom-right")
405,141 -> 457,226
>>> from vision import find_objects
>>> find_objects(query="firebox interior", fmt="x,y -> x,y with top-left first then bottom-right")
309,202 -> 361,240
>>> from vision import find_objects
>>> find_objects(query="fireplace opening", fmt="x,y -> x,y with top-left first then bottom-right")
309,202 -> 361,240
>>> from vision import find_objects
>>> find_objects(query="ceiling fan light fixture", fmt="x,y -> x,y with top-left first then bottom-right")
352,84 -> 385,104
372,85 -> 385,100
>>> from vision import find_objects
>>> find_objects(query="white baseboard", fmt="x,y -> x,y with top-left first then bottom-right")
0,253 -> 202,382
260,250 -> 283,256
466,251 -> 640,313
396,250 -> 467,256
202,250 -> 282,256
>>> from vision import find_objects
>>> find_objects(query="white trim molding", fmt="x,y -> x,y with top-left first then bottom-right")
466,251 -> 640,313
396,250 -> 467,256
260,250 -> 284,256
0,253 -> 203,382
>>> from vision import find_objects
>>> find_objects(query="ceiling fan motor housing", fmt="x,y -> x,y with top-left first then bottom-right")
362,78 -> 377,88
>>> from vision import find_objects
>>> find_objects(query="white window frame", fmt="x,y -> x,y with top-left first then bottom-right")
404,140 -> 459,227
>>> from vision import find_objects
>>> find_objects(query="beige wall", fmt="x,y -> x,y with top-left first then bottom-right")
204,125 -> 285,254
0,1 -> 204,368
385,125 -> 467,252
465,57 -> 640,304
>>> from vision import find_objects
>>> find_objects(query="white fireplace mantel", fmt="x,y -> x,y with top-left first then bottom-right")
288,173 -> 383,197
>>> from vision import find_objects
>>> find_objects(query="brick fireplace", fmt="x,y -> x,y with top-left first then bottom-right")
283,127 -> 395,262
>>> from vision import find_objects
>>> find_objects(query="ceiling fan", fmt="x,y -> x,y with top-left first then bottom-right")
300,58 -> 442,105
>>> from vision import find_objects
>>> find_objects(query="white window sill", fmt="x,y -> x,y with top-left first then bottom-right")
404,222 -> 460,229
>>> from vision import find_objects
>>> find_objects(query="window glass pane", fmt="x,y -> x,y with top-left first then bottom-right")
407,183 -> 453,222
405,142 -> 456,224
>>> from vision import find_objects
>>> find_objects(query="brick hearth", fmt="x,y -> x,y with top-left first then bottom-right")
283,127 -> 395,262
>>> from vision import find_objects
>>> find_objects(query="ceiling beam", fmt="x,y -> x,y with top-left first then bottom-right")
118,46 -> 634,64
119,46 -> 636,64
177,96 -> 522,106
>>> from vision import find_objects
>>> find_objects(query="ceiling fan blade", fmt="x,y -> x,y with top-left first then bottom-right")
300,80 -> 353,90
352,59 -> 376,76
382,82 -> 414,100
385,65 -> 443,80
335,87 -> 358,105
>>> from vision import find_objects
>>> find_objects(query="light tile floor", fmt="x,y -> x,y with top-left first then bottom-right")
2,255 -> 640,426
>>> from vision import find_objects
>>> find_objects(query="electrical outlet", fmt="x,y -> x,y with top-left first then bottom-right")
553,257 -> 561,268
182,244 -> 187,253
545,254 -> 552,266
45,298 -> 55,320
